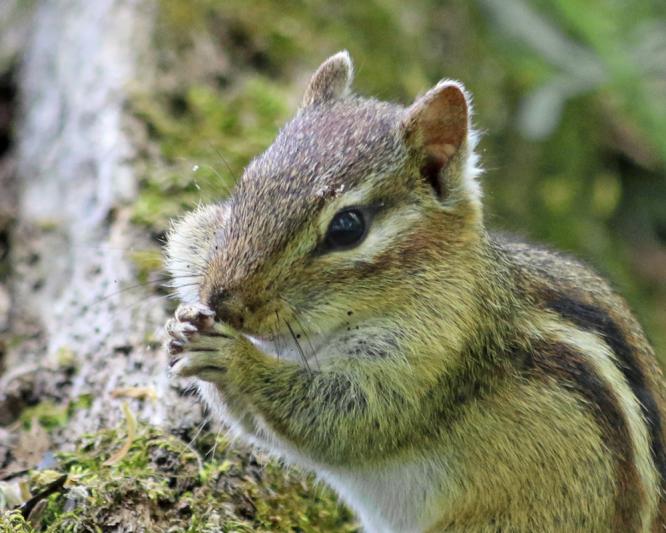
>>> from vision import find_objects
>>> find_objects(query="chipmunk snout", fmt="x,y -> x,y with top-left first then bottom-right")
208,289 -> 245,330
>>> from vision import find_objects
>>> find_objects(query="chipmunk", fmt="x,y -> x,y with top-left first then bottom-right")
164,51 -> 666,532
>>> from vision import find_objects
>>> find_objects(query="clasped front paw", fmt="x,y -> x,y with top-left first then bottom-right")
165,303 -> 214,357
165,303 -> 238,380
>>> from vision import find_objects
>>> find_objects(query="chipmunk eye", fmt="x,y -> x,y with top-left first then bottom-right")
324,208 -> 367,250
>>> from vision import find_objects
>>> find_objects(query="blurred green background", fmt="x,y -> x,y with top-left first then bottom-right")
138,0 -> 666,359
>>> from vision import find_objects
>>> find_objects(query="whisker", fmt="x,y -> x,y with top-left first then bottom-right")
165,273 -> 204,283
85,292 -> 171,319
85,278 -> 202,312
285,320 -> 311,374
85,282 -> 166,307
179,157 -> 233,201
149,272 -> 201,281
192,415 -> 210,441
163,282 -> 200,289
179,415 -> 209,465
278,296 -> 320,370
121,294 -> 172,315
292,313 -> 320,371
207,142 -> 239,183
273,311 -> 284,362
57,242 -> 209,276
192,159 -> 234,197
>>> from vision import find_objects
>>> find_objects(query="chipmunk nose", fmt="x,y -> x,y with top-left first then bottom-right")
208,289 -> 245,330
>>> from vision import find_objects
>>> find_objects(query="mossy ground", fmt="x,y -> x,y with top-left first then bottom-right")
1,418 -> 355,532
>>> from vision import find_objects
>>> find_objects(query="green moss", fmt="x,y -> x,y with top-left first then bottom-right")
19,396 -> 93,432
0,511 -> 33,533
20,402 -> 69,432
11,423 -> 355,532
131,77 -> 291,231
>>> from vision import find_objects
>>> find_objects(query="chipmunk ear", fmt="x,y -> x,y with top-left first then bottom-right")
302,51 -> 354,107
401,80 -> 481,208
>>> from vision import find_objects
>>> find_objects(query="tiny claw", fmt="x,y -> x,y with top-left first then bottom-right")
167,339 -> 184,356
176,303 -> 214,321
198,306 -> 215,317
181,323 -> 198,333
174,304 -> 216,331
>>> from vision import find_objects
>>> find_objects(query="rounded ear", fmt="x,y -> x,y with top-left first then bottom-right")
401,80 -> 480,205
302,51 -> 354,107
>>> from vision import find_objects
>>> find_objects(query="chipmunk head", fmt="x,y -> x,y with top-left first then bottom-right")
167,51 -> 483,362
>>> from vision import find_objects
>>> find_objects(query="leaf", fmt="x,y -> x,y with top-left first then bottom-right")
103,402 -> 137,466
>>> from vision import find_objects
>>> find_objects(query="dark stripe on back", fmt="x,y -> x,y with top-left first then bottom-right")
544,291 -> 666,487
525,339 -> 644,528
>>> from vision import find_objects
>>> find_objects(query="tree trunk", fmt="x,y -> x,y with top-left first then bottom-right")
1,0 -> 197,446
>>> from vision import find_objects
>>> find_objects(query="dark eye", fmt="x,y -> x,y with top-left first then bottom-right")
324,208 -> 367,250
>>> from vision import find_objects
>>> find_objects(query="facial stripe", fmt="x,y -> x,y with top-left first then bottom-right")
543,291 -> 666,489
524,330 -> 650,529
347,206 -> 423,263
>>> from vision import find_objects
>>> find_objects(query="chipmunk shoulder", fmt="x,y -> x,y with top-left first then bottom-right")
165,51 -> 666,532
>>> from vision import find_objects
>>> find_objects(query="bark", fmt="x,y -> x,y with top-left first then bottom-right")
0,0 -> 202,453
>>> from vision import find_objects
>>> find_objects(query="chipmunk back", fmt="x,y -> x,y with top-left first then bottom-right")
165,51 -> 666,532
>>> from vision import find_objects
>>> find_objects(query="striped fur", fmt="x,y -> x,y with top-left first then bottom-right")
528,318 -> 657,529
544,291 -> 666,486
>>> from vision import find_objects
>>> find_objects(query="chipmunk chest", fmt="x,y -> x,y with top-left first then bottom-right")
319,457 -> 452,533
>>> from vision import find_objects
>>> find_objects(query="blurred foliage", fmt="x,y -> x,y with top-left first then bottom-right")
139,0 -> 666,357
132,79 -> 290,229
